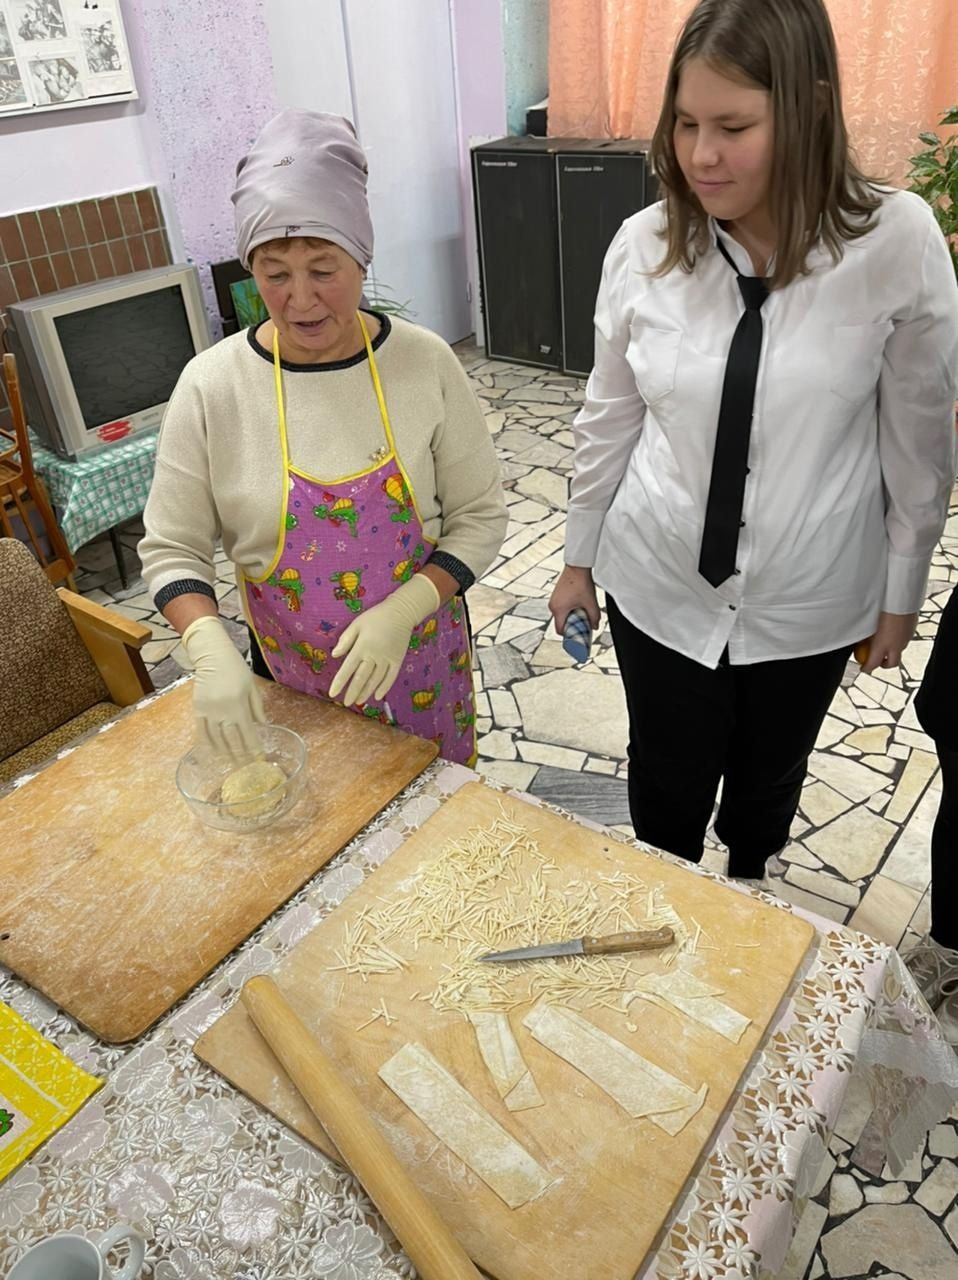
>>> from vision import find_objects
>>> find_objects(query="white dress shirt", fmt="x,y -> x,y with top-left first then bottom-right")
565,190 -> 958,668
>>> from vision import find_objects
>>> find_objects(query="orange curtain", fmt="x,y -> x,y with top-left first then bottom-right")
548,0 -> 957,182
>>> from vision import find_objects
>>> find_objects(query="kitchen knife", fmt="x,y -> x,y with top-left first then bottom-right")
478,925 -> 674,964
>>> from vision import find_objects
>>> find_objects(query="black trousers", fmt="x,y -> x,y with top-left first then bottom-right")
915,586 -> 957,949
249,628 -> 274,680
606,596 -> 850,877
915,585 -> 957,748
929,748 -> 957,949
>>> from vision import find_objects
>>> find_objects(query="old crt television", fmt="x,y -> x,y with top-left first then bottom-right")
4,264 -> 211,459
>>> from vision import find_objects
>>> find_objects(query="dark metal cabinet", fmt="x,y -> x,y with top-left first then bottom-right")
472,137 -> 655,375
472,139 -> 563,368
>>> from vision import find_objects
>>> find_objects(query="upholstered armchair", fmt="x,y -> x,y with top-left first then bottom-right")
0,537 -> 154,784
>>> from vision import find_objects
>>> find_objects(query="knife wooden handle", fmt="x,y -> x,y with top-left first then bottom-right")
581,926 -> 674,955
241,976 -> 482,1280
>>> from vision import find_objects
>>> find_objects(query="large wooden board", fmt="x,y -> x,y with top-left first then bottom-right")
196,782 -> 815,1280
0,680 -> 436,1042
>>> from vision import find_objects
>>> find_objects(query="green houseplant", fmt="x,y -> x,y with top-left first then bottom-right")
907,106 -> 958,278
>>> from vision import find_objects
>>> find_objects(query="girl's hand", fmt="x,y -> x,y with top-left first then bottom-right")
857,611 -> 918,673
549,565 -> 601,635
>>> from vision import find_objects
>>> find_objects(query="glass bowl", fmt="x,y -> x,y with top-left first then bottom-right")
176,723 -> 307,833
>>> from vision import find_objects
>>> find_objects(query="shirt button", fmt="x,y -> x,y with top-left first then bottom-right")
739,520 -> 746,528
729,604 -> 737,611
734,569 -> 741,575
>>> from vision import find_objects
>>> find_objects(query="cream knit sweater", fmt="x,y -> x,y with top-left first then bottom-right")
140,315 -> 507,602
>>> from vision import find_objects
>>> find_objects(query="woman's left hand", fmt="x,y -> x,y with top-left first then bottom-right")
330,573 -> 441,706
858,611 -> 919,673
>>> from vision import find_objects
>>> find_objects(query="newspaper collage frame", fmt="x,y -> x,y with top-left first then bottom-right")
0,0 -> 135,116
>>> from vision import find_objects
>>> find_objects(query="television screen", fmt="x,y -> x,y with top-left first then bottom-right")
53,286 -> 197,429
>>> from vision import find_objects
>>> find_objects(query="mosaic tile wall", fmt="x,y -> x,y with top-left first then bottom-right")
0,187 -> 172,429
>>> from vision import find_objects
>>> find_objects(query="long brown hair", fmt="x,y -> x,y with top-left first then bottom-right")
650,0 -> 881,288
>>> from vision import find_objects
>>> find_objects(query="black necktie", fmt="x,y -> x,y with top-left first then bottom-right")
698,239 -> 769,588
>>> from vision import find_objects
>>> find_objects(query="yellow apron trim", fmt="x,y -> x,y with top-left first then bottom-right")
282,457 -> 438,547
286,458 -> 408,488
238,569 -> 278,676
361,312 -> 396,454
462,627 -> 479,764
249,324 -> 296,584
249,313 -> 439,586
361,311 -> 437,544
272,323 -> 292,464
352,313 -> 435,528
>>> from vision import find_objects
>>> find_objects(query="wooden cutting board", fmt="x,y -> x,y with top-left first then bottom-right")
0,679 -> 436,1042
196,782 -> 815,1280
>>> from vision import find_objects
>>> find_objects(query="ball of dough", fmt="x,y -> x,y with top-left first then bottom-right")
220,760 -> 287,819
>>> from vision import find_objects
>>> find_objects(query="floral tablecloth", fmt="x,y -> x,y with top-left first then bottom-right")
2,728 -> 956,1279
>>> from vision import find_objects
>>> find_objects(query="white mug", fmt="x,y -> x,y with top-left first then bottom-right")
7,1225 -> 145,1280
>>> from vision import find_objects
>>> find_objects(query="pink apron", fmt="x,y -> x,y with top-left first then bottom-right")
241,316 -> 477,765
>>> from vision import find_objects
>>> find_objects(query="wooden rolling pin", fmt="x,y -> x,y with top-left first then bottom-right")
241,975 -> 482,1280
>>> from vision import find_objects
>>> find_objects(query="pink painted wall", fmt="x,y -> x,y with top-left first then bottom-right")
0,102 -> 156,217
0,1 -> 276,334
0,0 -> 506,340
450,0 -> 507,340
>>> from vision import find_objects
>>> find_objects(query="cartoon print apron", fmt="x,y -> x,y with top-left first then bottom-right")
242,315 -> 477,765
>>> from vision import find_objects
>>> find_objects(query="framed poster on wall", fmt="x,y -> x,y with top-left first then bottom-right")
0,0 -> 135,115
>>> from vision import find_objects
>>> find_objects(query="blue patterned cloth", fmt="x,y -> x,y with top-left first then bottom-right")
562,607 -> 593,664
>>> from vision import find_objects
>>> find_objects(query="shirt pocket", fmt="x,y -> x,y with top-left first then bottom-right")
628,324 -> 682,406
830,320 -> 892,406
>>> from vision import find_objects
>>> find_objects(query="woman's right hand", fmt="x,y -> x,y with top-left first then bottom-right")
549,565 -> 601,635
181,615 -> 266,757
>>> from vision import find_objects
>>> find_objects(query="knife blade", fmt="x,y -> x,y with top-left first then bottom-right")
478,925 -> 674,964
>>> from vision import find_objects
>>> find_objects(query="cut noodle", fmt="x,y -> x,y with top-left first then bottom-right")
329,810 -> 692,1021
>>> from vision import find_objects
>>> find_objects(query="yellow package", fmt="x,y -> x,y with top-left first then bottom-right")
0,999 -> 102,1182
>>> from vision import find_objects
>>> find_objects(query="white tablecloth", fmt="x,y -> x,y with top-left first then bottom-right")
2,735 -> 956,1279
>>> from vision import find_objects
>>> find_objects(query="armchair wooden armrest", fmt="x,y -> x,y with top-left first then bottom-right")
58,588 -> 155,707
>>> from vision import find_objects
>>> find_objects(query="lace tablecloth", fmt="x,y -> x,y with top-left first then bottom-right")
2,758 -> 957,1280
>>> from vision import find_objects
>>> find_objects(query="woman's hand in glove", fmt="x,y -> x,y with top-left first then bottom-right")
329,573 -> 441,707
182,614 -> 266,757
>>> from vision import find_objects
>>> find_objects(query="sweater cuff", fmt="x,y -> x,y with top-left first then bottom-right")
564,508 -> 606,569
883,553 -> 931,616
154,578 -> 218,613
428,550 -> 475,593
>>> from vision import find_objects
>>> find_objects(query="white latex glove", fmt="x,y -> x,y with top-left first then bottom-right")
329,573 -> 441,707
182,615 -> 266,757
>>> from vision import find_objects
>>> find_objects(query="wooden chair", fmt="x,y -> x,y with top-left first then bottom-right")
1,351 -> 76,588
0,536 -> 154,785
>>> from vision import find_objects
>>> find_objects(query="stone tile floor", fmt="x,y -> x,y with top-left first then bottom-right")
72,340 -> 957,1279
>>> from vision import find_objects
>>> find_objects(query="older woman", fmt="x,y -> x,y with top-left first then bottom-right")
140,110 -> 506,764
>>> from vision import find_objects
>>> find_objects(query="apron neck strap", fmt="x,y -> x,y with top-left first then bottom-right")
271,325 -> 289,452
358,313 -> 394,450
271,314 -> 394,455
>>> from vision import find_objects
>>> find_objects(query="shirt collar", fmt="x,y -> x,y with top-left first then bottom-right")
709,216 -> 833,278
711,219 -> 765,275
